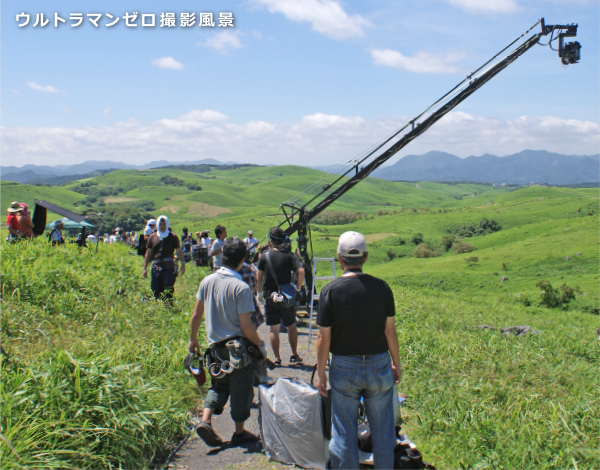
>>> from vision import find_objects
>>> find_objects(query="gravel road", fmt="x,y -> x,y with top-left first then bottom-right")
167,315 -> 318,470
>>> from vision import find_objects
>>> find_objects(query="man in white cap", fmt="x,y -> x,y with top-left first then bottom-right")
315,231 -> 401,470
243,230 -> 258,250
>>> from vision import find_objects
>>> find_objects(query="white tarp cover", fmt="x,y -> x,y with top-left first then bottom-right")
259,378 -> 328,469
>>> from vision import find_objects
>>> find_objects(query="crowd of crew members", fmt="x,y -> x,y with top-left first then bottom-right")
5,201 -> 402,466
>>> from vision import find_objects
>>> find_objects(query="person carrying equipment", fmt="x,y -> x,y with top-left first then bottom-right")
142,215 -> 186,302
189,237 -> 268,447
315,231 -> 402,470
257,227 -> 305,366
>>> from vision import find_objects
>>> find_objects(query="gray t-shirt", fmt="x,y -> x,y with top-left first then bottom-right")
197,267 -> 255,345
212,238 -> 225,268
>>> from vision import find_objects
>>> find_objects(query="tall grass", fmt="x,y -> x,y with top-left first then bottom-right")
393,285 -> 599,469
1,238 -> 207,469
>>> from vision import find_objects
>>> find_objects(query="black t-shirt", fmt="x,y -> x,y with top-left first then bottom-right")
257,249 -> 302,294
146,231 -> 181,269
317,273 -> 395,356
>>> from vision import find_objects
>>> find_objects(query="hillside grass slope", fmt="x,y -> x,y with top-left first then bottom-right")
1,166 -> 598,469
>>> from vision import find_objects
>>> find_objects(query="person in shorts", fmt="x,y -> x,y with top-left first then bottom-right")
189,237 -> 267,447
257,227 -> 305,366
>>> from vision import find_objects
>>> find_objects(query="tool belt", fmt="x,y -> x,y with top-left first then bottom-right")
204,337 -> 253,379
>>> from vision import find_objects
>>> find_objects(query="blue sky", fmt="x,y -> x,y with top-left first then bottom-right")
2,0 -> 598,166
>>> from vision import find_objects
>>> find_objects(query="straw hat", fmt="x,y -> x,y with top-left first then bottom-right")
7,201 -> 22,213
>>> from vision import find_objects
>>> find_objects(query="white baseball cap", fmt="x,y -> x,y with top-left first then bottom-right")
248,230 -> 253,234
338,231 -> 368,257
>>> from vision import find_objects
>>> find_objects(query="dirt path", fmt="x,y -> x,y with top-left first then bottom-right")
168,313 -> 318,470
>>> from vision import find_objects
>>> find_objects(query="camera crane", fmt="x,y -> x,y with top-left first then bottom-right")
268,19 -> 580,268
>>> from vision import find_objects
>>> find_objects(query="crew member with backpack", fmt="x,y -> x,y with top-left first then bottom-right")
256,228 -> 305,366
48,220 -> 65,245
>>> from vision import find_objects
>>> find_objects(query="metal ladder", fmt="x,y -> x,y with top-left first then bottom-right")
307,257 -> 337,352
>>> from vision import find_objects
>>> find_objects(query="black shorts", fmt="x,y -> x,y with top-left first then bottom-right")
265,299 -> 297,327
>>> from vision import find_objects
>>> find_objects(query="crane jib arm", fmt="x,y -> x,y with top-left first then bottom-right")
283,32 -> 542,237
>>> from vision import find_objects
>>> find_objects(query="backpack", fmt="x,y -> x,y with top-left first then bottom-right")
48,228 -> 64,245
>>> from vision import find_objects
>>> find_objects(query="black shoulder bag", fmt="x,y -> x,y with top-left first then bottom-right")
264,251 -> 297,308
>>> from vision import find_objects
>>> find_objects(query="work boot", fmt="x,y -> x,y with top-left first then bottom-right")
195,422 -> 223,447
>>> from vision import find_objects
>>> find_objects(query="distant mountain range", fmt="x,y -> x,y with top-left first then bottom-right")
371,150 -> 600,185
2,151 -> 598,186
0,158 -> 237,184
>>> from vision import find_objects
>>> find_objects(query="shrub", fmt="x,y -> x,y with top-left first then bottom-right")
386,249 -> 396,261
187,184 -> 202,191
442,235 -> 456,252
159,175 -> 184,186
464,256 -> 479,265
313,211 -> 357,225
536,279 -> 579,309
411,233 -> 424,245
453,240 -> 477,254
446,218 -> 502,238
413,243 -> 440,258
398,238 -> 406,246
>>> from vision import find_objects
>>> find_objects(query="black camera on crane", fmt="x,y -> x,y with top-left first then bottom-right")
560,40 -> 581,65
540,18 -> 581,65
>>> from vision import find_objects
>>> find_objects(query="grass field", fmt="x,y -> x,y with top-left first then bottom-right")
1,167 -> 599,469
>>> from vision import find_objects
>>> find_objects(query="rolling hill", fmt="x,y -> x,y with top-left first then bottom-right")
2,164 -> 598,469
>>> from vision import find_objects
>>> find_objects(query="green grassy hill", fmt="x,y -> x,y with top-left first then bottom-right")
2,166 -> 598,468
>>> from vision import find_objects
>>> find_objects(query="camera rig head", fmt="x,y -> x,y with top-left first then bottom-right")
540,18 -> 580,65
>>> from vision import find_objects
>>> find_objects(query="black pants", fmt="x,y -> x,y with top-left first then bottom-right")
151,266 -> 176,302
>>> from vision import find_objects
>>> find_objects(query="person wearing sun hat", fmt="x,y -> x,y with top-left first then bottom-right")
49,220 -> 65,245
315,230 -> 402,470
6,202 -> 23,239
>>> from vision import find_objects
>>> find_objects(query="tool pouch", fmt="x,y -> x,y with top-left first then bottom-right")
226,338 -> 252,370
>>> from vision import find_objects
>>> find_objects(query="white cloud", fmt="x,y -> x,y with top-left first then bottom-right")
370,48 -> 466,74
103,107 -> 111,120
178,110 -> 229,122
12,90 -> 20,96
446,0 -> 519,13
3,110 -> 598,166
199,31 -> 244,55
254,0 -> 370,39
151,57 -> 185,70
26,82 -> 61,93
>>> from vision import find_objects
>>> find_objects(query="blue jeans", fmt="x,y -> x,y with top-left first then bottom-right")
329,352 -> 395,470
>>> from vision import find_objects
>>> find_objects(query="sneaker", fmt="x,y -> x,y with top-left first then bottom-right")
195,422 -> 223,447
290,354 -> 303,364
231,430 -> 260,444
